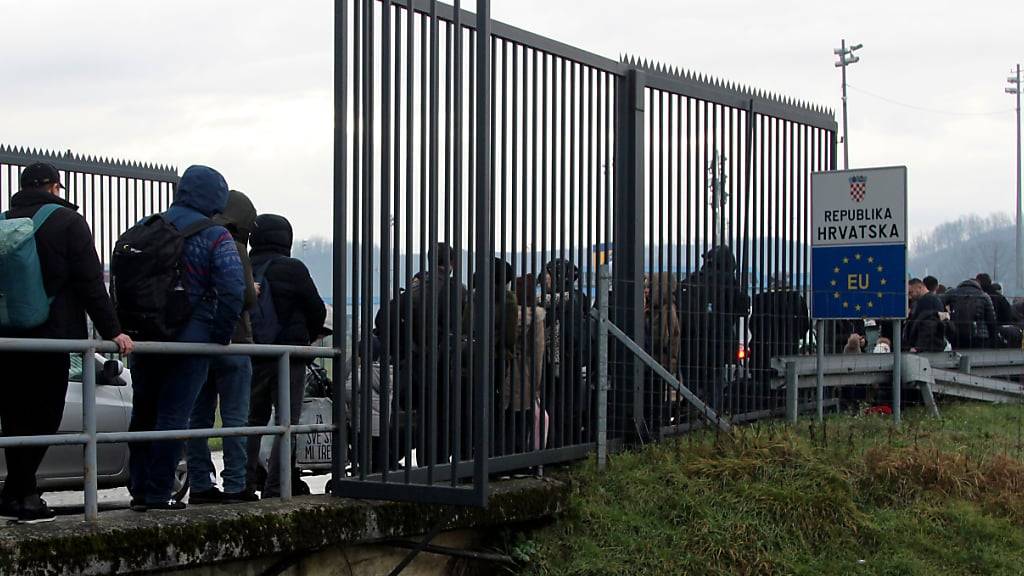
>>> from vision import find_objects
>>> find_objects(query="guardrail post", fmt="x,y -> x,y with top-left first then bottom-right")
278,352 -> 292,500
815,320 -> 825,422
83,348 -> 98,522
785,360 -> 798,424
959,354 -> 972,374
596,265 -> 609,471
892,319 -> 902,426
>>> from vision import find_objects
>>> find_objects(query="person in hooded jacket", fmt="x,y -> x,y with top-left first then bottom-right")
244,214 -> 326,498
678,246 -> 749,413
186,190 -> 259,504
749,275 -> 810,386
128,165 -> 245,512
942,278 -> 998,349
464,257 -> 517,457
0,163 -> 134,524
977,274 -> 1019,326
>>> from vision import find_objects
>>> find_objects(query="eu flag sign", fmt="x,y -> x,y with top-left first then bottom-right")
811,244 -> 906,319
812,166 -> 907,320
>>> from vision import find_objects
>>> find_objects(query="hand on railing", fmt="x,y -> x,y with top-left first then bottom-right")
113,333 -> 135,355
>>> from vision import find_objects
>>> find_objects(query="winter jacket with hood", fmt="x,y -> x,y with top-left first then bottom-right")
749,287 -> 810,372
163,165 -> 245,345
679,246 -> 750,370
942,279 -> 998,347
0,189 -> 121,340
249,214 -> 326,346
213,190 -> 258,343
903,292 -> 946,352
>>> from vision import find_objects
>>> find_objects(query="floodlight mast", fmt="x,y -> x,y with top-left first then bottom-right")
834,39 -> 862,170
1007,64 -> 1022,289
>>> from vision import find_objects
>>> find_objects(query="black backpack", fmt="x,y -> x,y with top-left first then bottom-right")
250,257 -> 283,344
111,215 -> 215,341
947,294 -> 980,348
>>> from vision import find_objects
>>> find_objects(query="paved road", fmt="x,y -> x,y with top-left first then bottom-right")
44,452 -> 332,517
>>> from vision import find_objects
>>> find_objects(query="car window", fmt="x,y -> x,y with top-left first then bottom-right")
69,354 -> 84,382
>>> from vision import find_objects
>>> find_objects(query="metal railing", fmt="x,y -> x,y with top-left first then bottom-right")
0,339 -> 335,521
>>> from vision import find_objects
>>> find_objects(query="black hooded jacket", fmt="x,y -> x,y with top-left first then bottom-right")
942,279 -> 998,347
1,189 -> 121,340
249,214 -> 326,346
903,292 -> 946,352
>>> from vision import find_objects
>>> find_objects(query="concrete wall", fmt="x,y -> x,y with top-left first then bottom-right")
171,530 -> 478,576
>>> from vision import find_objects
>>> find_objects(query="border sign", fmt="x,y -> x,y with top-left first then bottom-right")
811,166 -> 907,320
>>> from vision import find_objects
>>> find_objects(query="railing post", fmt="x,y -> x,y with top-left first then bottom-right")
596,265 -> 609,471
278,352 -> 293,500
785,360 -> 798,424
83,348 -> 98,522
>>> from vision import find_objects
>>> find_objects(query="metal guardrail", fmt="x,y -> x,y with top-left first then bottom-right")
0,339 -> 336,521
771,349 -> 1024,423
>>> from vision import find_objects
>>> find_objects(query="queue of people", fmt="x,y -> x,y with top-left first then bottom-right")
0,162 -> 325,523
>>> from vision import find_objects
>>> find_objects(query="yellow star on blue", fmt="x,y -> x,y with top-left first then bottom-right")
828,248 -> 895,318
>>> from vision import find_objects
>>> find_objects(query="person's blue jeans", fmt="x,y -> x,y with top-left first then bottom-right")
186,355 -> 252,495
128,355 -> 209,504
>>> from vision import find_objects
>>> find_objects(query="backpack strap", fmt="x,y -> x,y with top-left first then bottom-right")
31,204 -> 62,230
178,217 -> 217,238
0,204 -> 62,225
254,255 -> 284,280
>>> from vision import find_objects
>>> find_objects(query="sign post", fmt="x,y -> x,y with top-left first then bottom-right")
812,166 -> 908,423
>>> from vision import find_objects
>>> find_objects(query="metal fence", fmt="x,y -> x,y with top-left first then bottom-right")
335,0 -> 837,507
0,146 -> 178,275
0,0 -> 839,518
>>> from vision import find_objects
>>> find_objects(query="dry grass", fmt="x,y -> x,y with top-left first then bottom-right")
516,403 -> 1024,576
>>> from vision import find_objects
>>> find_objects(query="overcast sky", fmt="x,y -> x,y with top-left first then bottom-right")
2,0 -> 1021,242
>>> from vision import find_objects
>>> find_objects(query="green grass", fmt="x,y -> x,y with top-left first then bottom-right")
514,403 -> 1024,576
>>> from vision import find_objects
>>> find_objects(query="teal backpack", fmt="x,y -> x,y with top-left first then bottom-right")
0,204 -> 61,330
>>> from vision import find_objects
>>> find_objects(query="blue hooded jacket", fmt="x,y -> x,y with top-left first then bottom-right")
163,165 -> 245,344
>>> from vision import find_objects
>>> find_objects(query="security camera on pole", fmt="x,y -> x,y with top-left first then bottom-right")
834,40 -> 862,170
1006,65 -> 1022,291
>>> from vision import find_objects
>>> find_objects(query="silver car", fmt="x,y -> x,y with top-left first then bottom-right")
0,354 -> 186,500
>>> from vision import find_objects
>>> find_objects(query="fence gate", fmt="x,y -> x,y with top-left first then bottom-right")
334,0 -> 496,506
334,0 -> 836,506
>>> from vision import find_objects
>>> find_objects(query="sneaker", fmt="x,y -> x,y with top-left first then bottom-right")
0,498 -> 21,521
146,500 -> 186,511
16,495 -> 55,525
188,488 -> 224,505
130,502 -> 148,513
223,489 -> 260,503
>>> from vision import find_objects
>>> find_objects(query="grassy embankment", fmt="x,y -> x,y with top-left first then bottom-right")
514,403 -> 1024,576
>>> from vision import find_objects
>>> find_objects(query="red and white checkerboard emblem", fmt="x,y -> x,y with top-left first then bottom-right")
849,176 -> 867,203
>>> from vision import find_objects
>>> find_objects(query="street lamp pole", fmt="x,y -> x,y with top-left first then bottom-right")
1008,65 -> 1022,290
834,40 -> 862,170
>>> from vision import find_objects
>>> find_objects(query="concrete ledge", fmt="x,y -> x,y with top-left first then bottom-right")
0,477 -> 569,576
